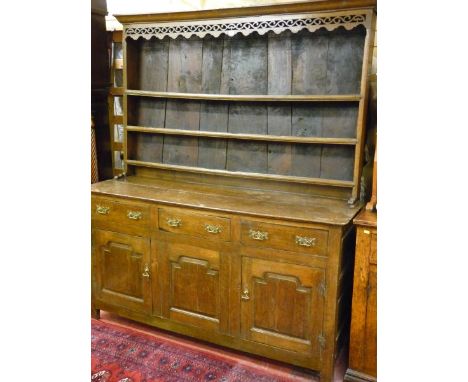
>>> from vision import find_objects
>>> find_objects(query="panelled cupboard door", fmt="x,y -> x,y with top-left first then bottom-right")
93,229 -> 152,314
241,256 -> 325,364
160,241 -> 228,334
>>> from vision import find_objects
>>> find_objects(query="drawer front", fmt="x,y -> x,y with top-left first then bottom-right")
159,208 -> 231,241
241,220 -> 328,256
92,197 -> 151,236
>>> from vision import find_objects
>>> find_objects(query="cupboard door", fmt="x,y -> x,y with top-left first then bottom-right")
241,256 -> 325,361
93,230 -> 152,314
160,241 -> 228,334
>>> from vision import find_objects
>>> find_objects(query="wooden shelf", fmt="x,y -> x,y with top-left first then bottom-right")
126,160 -> 355,188
126,90 -> 361,102
127,126 -> 357,145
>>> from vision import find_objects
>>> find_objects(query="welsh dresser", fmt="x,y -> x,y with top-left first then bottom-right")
91,1 -> 377,381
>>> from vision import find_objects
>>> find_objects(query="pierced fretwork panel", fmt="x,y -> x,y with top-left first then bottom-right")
124,11 -> 369,40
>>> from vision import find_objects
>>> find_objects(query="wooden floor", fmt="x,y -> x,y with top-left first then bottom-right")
99,311 -> 349,381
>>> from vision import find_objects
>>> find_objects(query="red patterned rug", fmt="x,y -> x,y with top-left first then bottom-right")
91,318 -> 317,382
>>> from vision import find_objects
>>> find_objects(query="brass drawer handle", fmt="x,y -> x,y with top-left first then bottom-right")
241,287 -> 250,301
205,224 -> 222,234
295,235 -> 316,247
167,218 -> 182,227
142,264 -> 150,279
96,205 -> 110,215
249,229 -> 269,241
127,211 -> 142,220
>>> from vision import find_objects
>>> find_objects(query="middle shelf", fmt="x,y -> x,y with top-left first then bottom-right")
126,126 -> 357,145
125,89 -> 361,103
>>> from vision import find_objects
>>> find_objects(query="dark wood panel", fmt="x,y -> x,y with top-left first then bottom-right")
291,30 -> 329,95
139,39 -> 169,91
164,37 -> 203,166
268,32 -> 292,175
131,98 -> 166,162
318,103 -> 358,179
227,104 -> 268,173
225,35 -> 268,172
227,35 -> 268,95
125,40 -> 141,90
291,105 -> 321,178
199,38 -> 228,169
320,146 -> 355,181
326,27 -> 365,94
322,104 -> 358,138
167,37 -> 203,93
290,30 -> 329,178
128,132 -> 164,163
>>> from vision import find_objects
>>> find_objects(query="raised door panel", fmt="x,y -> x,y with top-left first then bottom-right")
160,241 -> 228,334
241,256 -> 325,366
93,230 -> 152,313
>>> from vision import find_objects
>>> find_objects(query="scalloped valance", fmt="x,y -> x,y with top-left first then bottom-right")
124,10 -> 370,40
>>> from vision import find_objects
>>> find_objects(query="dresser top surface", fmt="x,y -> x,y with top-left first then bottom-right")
91,176 -> 362,226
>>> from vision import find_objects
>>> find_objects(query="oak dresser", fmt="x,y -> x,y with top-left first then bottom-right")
91,1 -> 377,380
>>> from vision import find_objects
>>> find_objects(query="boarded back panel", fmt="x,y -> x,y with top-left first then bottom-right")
128,132 -> 165,163
291,30 -> 329,95
164,37 -> 202,166
166,37 -> 203,93
228,36 -> 268,95
321,104 -> 358,138
320,27 -> 364,179
267,32 -> 292,175
290,106 -> 322,178
290,30 -> 329,178
125,40 -> 141,91
226,36 -> 268,173
320,146 -> 354,181
227,104 -> 268,173
139,39 -> 169,91
326,27 -> 365,94
133,98 -> 166,162
199,38 -> 227,170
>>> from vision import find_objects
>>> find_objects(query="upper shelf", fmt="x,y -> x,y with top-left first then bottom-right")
126,90 -> 361,103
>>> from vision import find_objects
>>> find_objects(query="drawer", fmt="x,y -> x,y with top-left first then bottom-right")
92,197 -> 151,236
241,220 -> 328,256
158,207 -> 231,241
